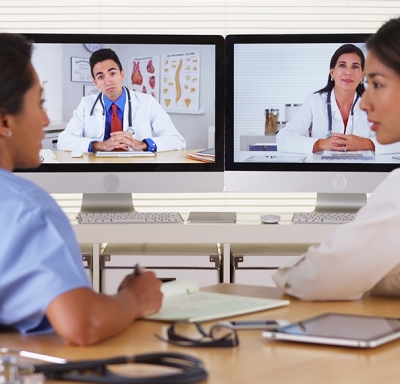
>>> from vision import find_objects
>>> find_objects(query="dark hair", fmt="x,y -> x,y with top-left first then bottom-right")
0,33 -> 34,116
366,17 -> 400,78
316,43 -> 366,96
89,48 -> 123,78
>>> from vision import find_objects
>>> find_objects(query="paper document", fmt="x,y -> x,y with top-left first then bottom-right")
145,278 -> 289,322
186,148 -> 215,163
40,149 -> 59,163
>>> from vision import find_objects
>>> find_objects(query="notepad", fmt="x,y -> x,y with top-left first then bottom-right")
145,278 -> 289,322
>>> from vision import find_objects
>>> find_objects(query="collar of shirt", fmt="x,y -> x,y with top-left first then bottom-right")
329,88 -> 360,116
103,87 -> 126,113
102,88 -> 126,141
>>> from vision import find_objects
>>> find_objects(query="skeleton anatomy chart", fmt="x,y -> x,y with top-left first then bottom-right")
160,51 -> 200,113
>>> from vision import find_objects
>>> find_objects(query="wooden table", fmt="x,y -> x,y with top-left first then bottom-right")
44,149 -> 206,163
2,284 -> 400,383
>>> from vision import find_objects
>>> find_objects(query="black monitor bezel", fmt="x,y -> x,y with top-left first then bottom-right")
16,33 -> 224,174
224,33 -> 400,173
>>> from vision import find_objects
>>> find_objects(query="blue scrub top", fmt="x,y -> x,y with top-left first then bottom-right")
0,169 -> 91,334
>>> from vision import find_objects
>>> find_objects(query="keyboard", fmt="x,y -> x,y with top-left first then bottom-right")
95,151 -> 154,158
292,212 -> 357,224
78,212 -> 184,224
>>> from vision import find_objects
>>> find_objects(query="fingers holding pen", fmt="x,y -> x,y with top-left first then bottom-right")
117,268 -> 163,318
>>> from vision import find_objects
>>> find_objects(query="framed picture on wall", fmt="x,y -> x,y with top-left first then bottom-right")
71,57 -> 92,82
84,84 -> 100,96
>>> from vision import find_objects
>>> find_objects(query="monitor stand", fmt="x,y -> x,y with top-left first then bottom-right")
314,193 -> 367,213
80,193 -> 135,213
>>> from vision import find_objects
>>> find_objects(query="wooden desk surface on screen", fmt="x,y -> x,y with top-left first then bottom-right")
48,149 -> 204,163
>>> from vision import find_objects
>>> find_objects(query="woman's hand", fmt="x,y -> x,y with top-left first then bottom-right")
330,133 -> 375,152
313,134 -> 375,152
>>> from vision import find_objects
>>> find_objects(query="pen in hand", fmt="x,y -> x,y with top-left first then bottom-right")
134,263 -> 142,276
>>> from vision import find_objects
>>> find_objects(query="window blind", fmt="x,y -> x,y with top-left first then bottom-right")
0,1 -> 399,35
31,43 -> 63,124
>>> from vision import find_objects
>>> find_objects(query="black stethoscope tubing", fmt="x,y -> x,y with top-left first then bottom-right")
89,86 -> 132,128
33,352 -> 208,384
326,90 -> 360,138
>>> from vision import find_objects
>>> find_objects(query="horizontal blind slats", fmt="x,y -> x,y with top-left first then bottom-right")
1,2 -> 399,34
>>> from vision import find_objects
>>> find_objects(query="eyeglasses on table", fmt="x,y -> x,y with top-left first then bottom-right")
155,321 -> 239,348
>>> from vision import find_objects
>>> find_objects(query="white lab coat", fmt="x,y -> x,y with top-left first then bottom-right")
272,168 -> 400,301
276,89 -> 400,155
57,90 -> 186,153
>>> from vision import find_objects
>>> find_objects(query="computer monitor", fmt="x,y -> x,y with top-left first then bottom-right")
224,33 -> 400,212
16,33 -> 224,212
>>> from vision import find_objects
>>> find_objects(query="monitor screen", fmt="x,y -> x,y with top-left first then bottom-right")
16,33 -> 224,212
225,34 -> 400,211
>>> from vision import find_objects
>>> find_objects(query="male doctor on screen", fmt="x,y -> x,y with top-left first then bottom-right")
57,48 -> 186,153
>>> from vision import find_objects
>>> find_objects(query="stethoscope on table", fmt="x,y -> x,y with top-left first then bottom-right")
90,85 -> 133,128
0,348 -> 207,384
326,90 -> 360,139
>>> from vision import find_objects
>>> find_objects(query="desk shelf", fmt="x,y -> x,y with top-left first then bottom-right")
74,218 -> 339,291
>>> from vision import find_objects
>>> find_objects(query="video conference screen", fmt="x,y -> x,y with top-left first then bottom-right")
228,36 -> 400,166
30,37 -> 220,165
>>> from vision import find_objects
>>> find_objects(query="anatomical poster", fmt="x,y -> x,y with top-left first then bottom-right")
160,51 -> 200,113
130,55 -> 160,102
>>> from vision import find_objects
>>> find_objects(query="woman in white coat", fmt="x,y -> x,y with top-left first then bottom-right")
276,43 -> 400,155
273,17 -> 400,300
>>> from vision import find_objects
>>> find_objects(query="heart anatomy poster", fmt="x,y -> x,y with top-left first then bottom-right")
130,55 -> 160,102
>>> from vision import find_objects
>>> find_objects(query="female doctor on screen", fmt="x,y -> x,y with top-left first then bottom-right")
273,17 -> 400,300
276,43 -> 400,155
0,33 -> 162,345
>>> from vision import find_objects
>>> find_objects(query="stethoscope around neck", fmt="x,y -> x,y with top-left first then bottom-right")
89,85 -> 132,127
326,90 -> 360,138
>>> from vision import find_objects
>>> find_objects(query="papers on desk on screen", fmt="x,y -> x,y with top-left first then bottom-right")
40,149 -> 59,163
145,278 -> 289,322
244,155 -> 306,163
321,150 -> 375,161
186,148 -> 215,163
96,150 -> 154,157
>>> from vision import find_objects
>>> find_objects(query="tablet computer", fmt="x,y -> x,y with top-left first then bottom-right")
262,313 -> 400,348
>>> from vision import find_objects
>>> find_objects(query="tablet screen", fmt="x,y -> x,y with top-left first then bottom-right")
275,313 -> 400,341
